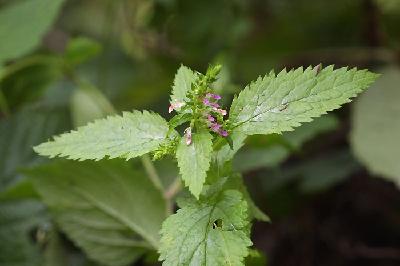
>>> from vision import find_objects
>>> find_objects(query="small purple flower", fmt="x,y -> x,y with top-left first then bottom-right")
219,130 -> 228,137
184,127 -> 192,145
206,93 -> 222,100
210,123 -> 221,132
207,115 -> 215,122
203,98 -> 210,106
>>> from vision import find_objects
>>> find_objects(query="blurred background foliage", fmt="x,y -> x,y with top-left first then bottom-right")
1,0 -> 400,265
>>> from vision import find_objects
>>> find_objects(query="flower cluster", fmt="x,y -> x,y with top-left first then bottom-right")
202,93 -> 228,137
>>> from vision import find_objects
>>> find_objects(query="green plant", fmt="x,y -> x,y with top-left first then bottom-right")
33,64 -> 379,265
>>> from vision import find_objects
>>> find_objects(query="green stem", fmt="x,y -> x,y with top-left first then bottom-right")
0,89 -> 10,117
165,177 -> 182,214
141,154 -> 164,193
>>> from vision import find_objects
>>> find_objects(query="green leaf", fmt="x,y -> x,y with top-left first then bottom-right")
65,37 -> 102,67
176,130 -> 213,198
70,82 -> 115,127
159,190 -> 252,265
0,200 -> 46,266
350,67 -> 400,186
170,65 -> 197,103
0,107 -> 68,191
0,0 -> 65,63
34,110 -> 169,161
25,160 -> 167,266
0,55 -> 63,110
229,66 -> 379,136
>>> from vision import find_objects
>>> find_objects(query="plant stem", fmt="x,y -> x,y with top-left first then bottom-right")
141,154 -> 164,193
165,177 -> 182,215
165,177 -> 181,200
0,89 -> 10,117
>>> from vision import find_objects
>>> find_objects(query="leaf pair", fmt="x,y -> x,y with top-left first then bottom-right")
33,65 -> 379,200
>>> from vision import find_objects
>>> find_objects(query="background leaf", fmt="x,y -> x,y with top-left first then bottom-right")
25,159 -> 167,266
351,67 -> 400,186
0,0 -> 65,64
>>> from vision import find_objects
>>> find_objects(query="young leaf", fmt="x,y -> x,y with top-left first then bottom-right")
229,66 -> 379,136
170,65 -> 197,103
159,190 -> 252,265
25,160 -> 168,266
176,130 -> 213,198
34,110 -> 169,161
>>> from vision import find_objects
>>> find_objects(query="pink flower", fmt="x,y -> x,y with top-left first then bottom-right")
168,101 -> 185,113
219,130 -> 228,137
210,123 -> 221,132
184,127 -> 192,145
207,115 -> 215,122
216,108 -> 227,116
206,93 -> 222,100
203,98 -> 210,106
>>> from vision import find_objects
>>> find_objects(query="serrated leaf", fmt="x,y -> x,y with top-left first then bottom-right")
25,160 -> 167,266
351,67 -> 400,186
159,190 -> 252,266
34,110 -> 169,161
170,65 -> 197,103
176,130 -> 213,198
229,66 -> 379,135
0,0 -> 65,63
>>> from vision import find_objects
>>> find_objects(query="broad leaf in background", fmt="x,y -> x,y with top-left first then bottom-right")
229,66 -> 378,136
0,56 -> 63,110
25,160 -> 167,266
176,130 -> 213,198
233,115 -> 339,172
351,67 -> 400,186
0,0 -> 65,64
259,150 -> 360,193
70,82 -> 115,127
159,190 -> 251,265
64,37 -> 102,67
0,200 -> 46,266
170,65 -> 197,103
34,111 -> 169,160
0,108 -> 68,191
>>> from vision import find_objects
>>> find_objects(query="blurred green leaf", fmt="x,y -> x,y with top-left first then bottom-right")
234,146 -> 289,172
65,38 -> 102,67
298,150 -> 360,193
0,56 -> 63,110
70,82 -> 115,127
0,200 -> 46,266
351,67 -> 400,186
0,107 -> 69,191
0,0 -> 65,64
245,249 -> 268,266
25,159 -> 168,266
233,115 -> 338,172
